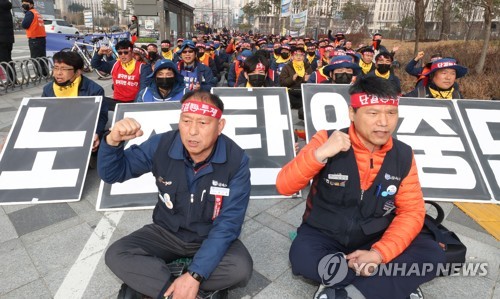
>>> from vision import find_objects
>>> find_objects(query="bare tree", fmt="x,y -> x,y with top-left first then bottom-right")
413,0 -> 431,55
440,0 -> 452,40
475,0 -> 499,74
398,0 -> 414,41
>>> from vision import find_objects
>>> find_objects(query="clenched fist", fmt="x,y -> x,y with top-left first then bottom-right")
106,117 -> 143,146
315,130 -> 351,163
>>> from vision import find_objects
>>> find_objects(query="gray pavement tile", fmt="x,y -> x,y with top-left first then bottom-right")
445,205 -> 488,234
0,279 -> 52,299
254,212 -> 297,239
0,206 -> 5,216
1,203 -> 29,214
246,198 -> 284,218
228,270 -> 271,299
459,234 -> 500,281
257,269 -> 317,298
26,223 -> 94,276
19,215 -> 84,245
43,254 -> 119,299
0,239 -> 39,296
8,203 -> 77,236
0,213 -> 18,243
68,199 -> 103,224
252,280 -> 297,299
114,209 -> 152,236
240,218 -> 265,241
0,106 -> 16,113
265,197 -> 304,218
241,227 -> 291,281
277,200 -> 306,228
493,280 -> 500,299
421,276 -> 495,299
80,168 -> 102,207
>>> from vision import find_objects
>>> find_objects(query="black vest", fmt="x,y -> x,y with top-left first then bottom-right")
151,131 -> 244,243
306,129 -> 413,250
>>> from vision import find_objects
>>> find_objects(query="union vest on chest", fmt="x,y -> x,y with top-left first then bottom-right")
305,129 -> 413,250
151,131 -> 244,243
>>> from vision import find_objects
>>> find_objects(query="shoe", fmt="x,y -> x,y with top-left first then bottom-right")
117,283 -> 144,299
197,288 -> 228,299
407,287 -> 424,299
313,285 -> 349,299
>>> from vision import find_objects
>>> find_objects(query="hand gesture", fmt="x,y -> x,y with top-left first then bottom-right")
314,130 -> 351,163
92,133 -> 100,152
392,45 -> 400,53
98,46 -> 112,56
304,74 -> 310,82
346,249 -> 382,276
106,118 -> 143,146
415,51 -> 425,61
164,273 -> 201,299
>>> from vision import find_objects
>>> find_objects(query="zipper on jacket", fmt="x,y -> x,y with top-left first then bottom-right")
360,189 -> 365,201
190,194 -> 194,203
370,157 -> 373,169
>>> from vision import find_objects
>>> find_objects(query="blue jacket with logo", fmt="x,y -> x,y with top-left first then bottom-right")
97,130 -> 251,279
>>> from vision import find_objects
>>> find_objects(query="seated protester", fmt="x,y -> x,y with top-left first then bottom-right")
160,40 -> 174,60
176,40 -> 217,92
344,40 -> 354,51
405,51 -> 442,87
404,58 -> 467,99
316,44 -> 334,70
99,91 -> 253,299
277,76 -> 445,299
305,43 -> 320,72
42,51 -> 108,152
358,46 -> 376,75
206,42 -> 224,82
147,43 -> 160,65
308,55 -> 360,84
366,51 -> 401,92
196,43 -> 218,78
91,40 -> 153,110
270,45 -> 291,77
279,46 -> 312,111
227,49 -> 252,87
135,59 -> 188,102
271,41 -> 281,62
236,54 -> 275,87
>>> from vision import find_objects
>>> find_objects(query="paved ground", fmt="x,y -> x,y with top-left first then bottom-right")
0,72 -> 499,299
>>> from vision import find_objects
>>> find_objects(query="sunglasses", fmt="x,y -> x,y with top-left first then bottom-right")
117,51 -> 130,55
182,50 -> 195,54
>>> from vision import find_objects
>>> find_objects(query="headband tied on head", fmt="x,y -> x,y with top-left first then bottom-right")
350,93 -> 399,108
181,100 -> 222,119
255,62 -> 266,72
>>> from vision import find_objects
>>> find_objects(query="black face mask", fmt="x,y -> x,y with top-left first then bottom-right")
248,74 -> 266,87
281,53 -> 290,59
148,52 -> 157,61
156,77 -> 175,89
377,64 -> 391,74
334,72 -> 353,84
22,4 -> 30,10
274,49 -> 280,55
307,52 -> 315,56
197,52 -> 205,58
161,48 -> 170,53
54,79 -> 73,87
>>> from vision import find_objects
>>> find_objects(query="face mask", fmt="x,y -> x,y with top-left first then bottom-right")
281,53 -> 290,59
307,52 -> 315,56
373,39 -> 381,48
148,52 -> 157,60
54,77 -> 74,87
22,4 -> 30,10
334,72 -> 353,84
197,52 -> 205,58
156,77 -> 175,89
161,48 -> 170,52
274,49 -> 280,55
377,64 -> 391,74
248,74 -> 266,87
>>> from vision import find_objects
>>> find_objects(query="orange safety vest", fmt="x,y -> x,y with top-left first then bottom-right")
26,9 -> 46,38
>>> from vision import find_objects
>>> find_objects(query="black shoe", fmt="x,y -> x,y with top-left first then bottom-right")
313,285 -> 349,299
198,288 -> 228,299
117,283 -> 144,299
407,287 -> 424,299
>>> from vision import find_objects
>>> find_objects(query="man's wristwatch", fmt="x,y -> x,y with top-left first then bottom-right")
188,271 -> 204,282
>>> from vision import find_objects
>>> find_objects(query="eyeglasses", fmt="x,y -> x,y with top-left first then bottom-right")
117,51 -> 130,55
182,50 -> 195,54
53,67 -> 74,72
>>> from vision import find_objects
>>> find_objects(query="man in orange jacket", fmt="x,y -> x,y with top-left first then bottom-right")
21,0 -> 47,76
276,76 -> 445,299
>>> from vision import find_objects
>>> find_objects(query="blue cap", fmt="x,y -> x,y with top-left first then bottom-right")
323,55 -> 361,74
148,59 -> 178,78
176,40 -> 197,55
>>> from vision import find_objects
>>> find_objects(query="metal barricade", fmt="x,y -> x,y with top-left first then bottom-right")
0,56 -> 53,93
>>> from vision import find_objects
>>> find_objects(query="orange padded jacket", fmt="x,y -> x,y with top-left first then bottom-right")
276,123 -> 425,263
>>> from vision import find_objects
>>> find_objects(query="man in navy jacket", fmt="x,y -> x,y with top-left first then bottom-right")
42,51 -> 108,152
98,91 -> 252,299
